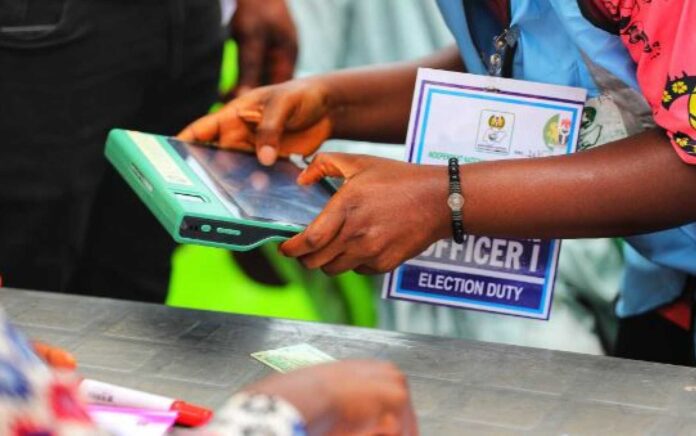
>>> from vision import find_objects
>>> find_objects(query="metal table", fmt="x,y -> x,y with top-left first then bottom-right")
4,288 -> 696,434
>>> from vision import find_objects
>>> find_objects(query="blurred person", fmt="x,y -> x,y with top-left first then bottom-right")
71,0 -> 298,303
0,308 -> 417,434
0,0 -> 297,303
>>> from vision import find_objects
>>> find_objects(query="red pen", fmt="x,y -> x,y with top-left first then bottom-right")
79,379 -> 213,427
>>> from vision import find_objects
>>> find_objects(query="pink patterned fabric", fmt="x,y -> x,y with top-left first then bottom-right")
0,307 -> 304,435
0,311 -> 101,436
597,0 -> 696,163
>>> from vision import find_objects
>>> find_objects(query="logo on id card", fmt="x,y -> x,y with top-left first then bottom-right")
476,110 -> 515,155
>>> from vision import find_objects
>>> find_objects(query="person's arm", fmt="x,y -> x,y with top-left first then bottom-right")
324,45 -> 464,143
279,130 -> 696,275
459,127 -> 696,238
179,45 -> 464,165
229,0 -> 298,97
187,361 -> 418,436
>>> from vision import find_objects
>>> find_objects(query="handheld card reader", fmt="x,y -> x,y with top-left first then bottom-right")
105,129 -> 335,251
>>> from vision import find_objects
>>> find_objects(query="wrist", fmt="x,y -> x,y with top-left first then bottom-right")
210,392 -> 307,436
422,165 -> 455,242
243,376 -> 333,434
299,75 -> 337,141
315,73 -> 352,140
447,158 -> 465,244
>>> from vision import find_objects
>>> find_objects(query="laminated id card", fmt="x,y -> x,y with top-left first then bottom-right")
382,69 -> 588,320
105,129 -> 334,251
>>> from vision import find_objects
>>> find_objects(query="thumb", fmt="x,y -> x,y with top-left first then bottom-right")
297,153 -> 364,185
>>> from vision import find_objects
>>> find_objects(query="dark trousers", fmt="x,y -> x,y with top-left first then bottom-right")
615,311 -> 694,366
0,0 -> 223,302
614,278 -> 696,366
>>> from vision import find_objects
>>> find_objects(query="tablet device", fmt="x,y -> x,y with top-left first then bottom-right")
105,129 -> 334,251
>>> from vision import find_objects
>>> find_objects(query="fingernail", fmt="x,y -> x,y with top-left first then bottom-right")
259,146 -> 277,166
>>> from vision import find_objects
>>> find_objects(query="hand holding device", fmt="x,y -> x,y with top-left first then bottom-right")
106,130 -> 335,251
281,153 -> 451,275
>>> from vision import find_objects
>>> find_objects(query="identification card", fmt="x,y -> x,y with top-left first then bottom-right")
251,343 -> 335,373
382,68 -> 587,320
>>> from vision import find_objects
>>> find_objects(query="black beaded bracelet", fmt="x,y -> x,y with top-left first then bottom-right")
447,158 -> 465,244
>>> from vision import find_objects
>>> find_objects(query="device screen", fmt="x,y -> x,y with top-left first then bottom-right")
169,139 -> 332,227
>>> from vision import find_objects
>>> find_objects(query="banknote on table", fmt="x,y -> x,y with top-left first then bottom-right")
251,343 -> 335,373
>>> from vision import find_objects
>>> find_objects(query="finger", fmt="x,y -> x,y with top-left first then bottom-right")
393,378 -> 419,436
403,401 -> 420,436
297,235 -> 345,270
267,44 -> 297,85
235,30 -> 268,93
280,204 -> 346,258
321,253 -> 368,276
369,385 -> 412,434
178,113 -> 221,142
375,413 -> 400,435
33,342 -> 77,370
297,153 -> 361,185
238,109 -> 263,124
218,138 -> 256,153
255,94 -> 300,166
266,3 -> 298,84
217,119 -> 256,151
390,367 -> 418,436
215,108 -> 258,150
354,265 -> 380,276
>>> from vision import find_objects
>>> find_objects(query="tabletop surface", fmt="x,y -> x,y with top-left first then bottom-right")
4,288 -> 696,435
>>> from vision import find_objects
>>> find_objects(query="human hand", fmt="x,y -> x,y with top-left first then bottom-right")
33,341 -> 77,370
229,0 -> 297,98
178,79 -> 332,166
280,153 -> 451,275
245,360 -> 418,436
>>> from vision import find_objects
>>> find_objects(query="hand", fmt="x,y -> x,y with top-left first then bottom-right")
280,153 -> 451,275
229,0 -> 298,98
245,360 -> 418,436
33,341 -> 77,370
179,78 -> 333,166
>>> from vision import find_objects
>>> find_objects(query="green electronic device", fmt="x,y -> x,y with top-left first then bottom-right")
105,129 -> 335,251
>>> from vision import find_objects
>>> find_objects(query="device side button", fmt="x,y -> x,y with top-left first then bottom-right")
216,227 -> 242,236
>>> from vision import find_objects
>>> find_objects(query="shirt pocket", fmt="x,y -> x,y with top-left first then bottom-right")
0,0 -> 84,49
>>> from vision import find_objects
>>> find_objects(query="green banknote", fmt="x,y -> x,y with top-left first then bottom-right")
251,343 -> 336,373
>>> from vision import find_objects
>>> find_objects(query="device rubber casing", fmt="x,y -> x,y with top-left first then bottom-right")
105,129 -> 307,251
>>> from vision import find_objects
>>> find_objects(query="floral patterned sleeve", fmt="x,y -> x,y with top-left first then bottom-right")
0,306 -> 306,436
600,0 -> 696,164
0,309 -> 105,436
